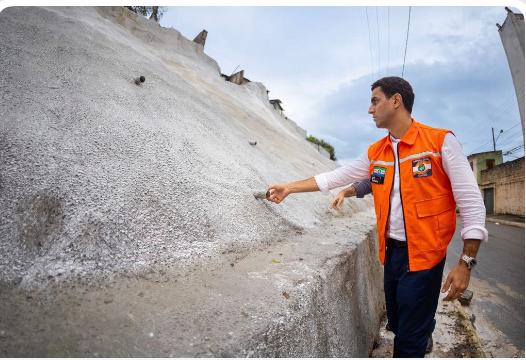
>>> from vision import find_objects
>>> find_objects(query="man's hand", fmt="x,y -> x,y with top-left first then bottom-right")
330,191 -> 346,210
330,186 -> 356,210
441,263 -> 471,301
266,177 -> 320,204
267,184 -> 291,204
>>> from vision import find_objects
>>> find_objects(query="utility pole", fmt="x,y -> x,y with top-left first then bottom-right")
492,127 -> 496,151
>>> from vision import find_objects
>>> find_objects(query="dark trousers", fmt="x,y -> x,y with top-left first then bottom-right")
384,239 -> 446,358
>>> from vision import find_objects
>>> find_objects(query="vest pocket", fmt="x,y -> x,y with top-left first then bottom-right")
415,195 -> 455,217
415,195 -> 456,250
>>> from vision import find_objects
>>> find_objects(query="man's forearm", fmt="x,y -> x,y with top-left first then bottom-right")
286,177 -> 319,194
462,238 -> 481,258
343,185 -> 356,197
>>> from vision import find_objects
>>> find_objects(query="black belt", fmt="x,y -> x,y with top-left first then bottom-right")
388,238 -> 407,248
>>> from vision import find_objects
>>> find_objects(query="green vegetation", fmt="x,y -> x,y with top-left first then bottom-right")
124,6 -> 164,23
306,135 -> 336,161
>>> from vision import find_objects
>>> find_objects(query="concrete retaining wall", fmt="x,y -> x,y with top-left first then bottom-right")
245,229 -> 384,357
0,212 -> 384,357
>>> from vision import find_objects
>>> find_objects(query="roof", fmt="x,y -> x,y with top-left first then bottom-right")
481,156 -> 524,173
269,99 -> 284,111
467,150 -> 503,158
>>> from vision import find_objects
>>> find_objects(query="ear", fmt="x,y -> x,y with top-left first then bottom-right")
392,93 -> 403,109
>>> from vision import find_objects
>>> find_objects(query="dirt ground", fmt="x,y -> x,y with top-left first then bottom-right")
370,286 -> 486,358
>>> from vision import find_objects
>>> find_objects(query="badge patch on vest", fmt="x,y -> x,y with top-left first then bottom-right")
371,166 -> 387,184
412,157 -> 432,178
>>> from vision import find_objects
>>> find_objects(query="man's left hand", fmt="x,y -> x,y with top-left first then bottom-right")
441,264 -> 471,301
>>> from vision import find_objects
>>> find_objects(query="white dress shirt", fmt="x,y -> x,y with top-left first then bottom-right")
314,133 -> 488,241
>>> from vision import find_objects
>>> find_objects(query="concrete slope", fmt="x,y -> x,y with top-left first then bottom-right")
0,6 -> 347,286
0,6 -> 383,356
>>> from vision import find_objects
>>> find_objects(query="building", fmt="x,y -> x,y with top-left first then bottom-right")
269,99 -> 284,116
220,70 -> 251,85
479,157 -> 524,215
497,7 -> 525,141
467,150 -> 503,185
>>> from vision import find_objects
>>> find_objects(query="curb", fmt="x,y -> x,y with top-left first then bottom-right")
452,300 -> 486,358
486,217 -> 525,228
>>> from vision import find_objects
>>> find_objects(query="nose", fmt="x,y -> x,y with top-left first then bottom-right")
368,105 -> 374,115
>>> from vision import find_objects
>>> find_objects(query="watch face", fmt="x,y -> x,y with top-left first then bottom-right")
462,255 -> 476,269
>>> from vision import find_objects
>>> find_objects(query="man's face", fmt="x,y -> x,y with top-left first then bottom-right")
368,86 -> 396,129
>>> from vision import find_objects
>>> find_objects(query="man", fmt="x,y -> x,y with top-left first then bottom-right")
267,76 -> 487,357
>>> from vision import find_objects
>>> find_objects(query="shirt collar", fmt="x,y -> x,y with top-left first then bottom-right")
381,118 -> 419,151
390,118 -> 419,145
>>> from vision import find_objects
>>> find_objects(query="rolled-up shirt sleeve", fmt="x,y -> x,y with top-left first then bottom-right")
314,150 -> 371,194
354,179 -> 372,198
442,133 -> 489,241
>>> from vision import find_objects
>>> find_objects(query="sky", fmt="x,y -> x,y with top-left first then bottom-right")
160,6 -> 524,163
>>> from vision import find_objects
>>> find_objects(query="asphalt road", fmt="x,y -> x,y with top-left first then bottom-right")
446,218 -> 525,354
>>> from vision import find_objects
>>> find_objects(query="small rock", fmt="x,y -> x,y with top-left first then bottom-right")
282,291 -> 290,299
134,76 -> 146,85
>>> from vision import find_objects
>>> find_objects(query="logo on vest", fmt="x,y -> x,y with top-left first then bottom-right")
371,166 -> 387,184
412,157 -> 432,178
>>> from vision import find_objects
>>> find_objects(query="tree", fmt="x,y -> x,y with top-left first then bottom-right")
306,135 -> 337,161
125,6 -> 165,23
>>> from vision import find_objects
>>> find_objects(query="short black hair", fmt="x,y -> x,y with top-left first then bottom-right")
371,76 -> 415,113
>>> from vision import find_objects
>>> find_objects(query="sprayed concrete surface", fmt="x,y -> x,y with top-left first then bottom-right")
0,6 -> 384,356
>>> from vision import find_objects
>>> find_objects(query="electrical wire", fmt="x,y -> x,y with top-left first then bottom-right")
376,7 -> 380,77
402,6 -> 412,78
503,144 -> 524,155
468,123 -> 522,154
387,7 -> 390,74
365,7 -> 375,81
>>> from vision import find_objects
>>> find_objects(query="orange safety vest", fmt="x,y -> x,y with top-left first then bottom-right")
368,120 -> 457,271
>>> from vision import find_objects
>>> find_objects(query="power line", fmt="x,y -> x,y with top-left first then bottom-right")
503,144 -> 524,155
365,7 -> 374,81
387,7 -> 390,73
375,7 -> 380,76
501,138 -> 524,150
498,127 -> 523,143
469,123 -> 522,154
402,6 -> 412,78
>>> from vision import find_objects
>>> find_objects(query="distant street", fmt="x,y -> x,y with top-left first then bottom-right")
446,218 -> 525,356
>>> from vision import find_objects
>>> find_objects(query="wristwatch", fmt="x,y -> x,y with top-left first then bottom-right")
460,254 -> 477,270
